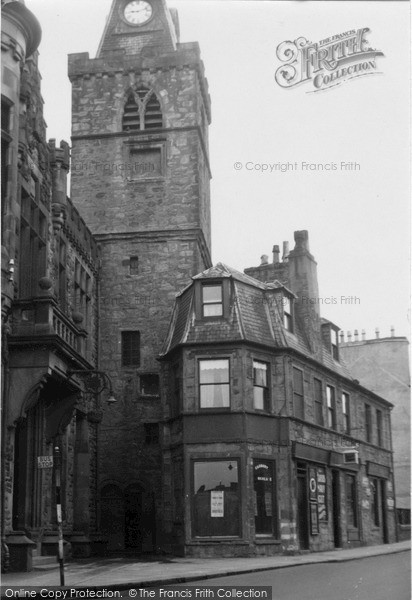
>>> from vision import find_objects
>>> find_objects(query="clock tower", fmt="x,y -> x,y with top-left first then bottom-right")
68,0 -> 211,552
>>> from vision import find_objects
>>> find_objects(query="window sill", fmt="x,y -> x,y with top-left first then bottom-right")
188,539 -> 247,546
255,538 -> 282,545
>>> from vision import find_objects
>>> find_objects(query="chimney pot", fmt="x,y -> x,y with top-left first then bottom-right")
375,328 -> 380,339
361,329 -> 366,341
282,242 -> 289,262
354,329 -> 359,341
390,326 -> 395,337
339,331 -> 345,343
347,331 -> 352,342
272,245 -> 280,264
260,254 -> 269,266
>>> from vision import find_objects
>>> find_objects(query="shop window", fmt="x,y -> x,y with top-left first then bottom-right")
202,284 -> 223,317
342,392 -> 350,434
292,367 -> 304,419
192,460 -> 240,537
397,508 -> 411,526
140,373 -> 159,396
345,474 -> 358,528
376,409 -> 383,446
199,359 -> 230,408
314,378 -> 323,426
144,423 -> 159,445
283,295 -> 293,332
121,331 -> 140,367
326,385 -> 336,430
370,478 -> 380,527
365,404 -> 372,443
253,360 -> 269,411
253,460 -> 277,536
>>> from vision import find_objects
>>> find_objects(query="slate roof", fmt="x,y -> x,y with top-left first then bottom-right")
161,263 -> 354,381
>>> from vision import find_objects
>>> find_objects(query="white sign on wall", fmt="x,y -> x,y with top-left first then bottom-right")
37,456 -> 53,469
211,491 -> 224,517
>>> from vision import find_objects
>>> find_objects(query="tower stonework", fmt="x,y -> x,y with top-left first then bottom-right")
68,0 -> 211,552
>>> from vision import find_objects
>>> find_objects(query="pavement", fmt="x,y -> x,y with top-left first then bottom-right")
1,540 -> 410,591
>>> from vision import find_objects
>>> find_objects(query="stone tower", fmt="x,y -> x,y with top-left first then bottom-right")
68,0 -> 212,552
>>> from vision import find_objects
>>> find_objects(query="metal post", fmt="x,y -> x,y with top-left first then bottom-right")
54,445 -> 65,586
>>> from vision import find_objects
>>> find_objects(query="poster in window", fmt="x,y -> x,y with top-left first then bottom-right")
310,502 -> 319,535
211,491 -> 224,517
317,467 -> 327,521
309,467 -> 317,501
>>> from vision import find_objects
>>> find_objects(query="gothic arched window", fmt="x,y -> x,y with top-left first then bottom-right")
122,87 -> 162,132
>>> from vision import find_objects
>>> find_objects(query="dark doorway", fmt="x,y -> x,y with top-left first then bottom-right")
100,484 -> 125,552
380,480 -> 389,544
296,463 -> 309,550
124,484 -> 156,553
332,470 -> 342,548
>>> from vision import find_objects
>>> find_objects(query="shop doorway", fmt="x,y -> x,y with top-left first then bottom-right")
332,470 -> 342,548
380,480 -> 389,544
296,463 -> 309,550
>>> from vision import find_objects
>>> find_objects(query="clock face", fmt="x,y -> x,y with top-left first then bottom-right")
124,1 -> 153,25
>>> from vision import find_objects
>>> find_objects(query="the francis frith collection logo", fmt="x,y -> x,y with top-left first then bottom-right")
275,28 -> 384,92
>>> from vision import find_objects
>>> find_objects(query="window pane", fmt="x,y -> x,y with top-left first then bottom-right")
193,461 -> 240,537
199,360 -> 229,384
253,361 -> 267,386
203,303 -> 223,317
203,285 -> 222,304
293,368 -> 303,394
253,387 -> 265,410
200,383 -> 230,408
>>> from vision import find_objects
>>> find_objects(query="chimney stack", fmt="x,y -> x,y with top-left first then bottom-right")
272,245 -> 280,264
287,231 -> 321,359
282,242 -> 289,262
260,255 -> 269,266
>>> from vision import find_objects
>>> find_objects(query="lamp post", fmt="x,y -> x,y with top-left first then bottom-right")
54,445 -> 65,586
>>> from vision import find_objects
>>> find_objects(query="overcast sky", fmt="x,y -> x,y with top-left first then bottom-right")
27,0 -> 410,342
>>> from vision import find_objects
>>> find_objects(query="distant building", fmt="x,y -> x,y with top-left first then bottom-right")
340,330 -> 411,538
160,232 -> 398,556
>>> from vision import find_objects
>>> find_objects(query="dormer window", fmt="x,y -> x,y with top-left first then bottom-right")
331,328 -> 339,360
202,284 -> 223,317
283,295 -> 293,332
